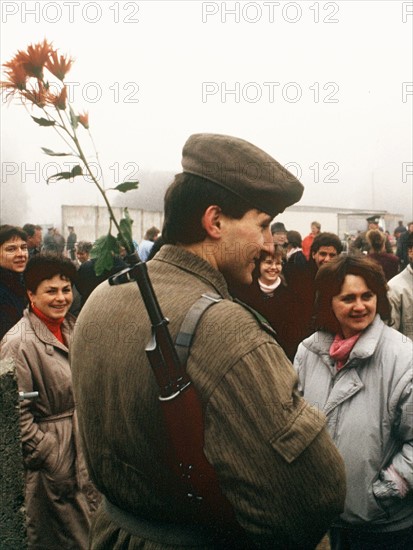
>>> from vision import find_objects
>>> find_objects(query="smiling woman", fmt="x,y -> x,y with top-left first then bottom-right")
26,269 -> 74,323
231,245 -> 305,360
0,224 -> 29,340
294,254 -> 413,549
0,253 -> 99,549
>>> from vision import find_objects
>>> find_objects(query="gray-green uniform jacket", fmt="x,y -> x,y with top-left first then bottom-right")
71,245 -> 346,549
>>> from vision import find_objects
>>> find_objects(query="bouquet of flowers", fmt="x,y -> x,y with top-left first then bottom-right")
1,39 -> 138,274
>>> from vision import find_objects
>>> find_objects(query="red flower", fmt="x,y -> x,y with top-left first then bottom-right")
22,81 -> 49,108
15,39 -> 52,79
49,86 -> 67,110
1,60 -> 27,94
46,50 -> 73,81
78,111 -> 89,129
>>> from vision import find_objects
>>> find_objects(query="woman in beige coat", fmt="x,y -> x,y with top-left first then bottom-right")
0,254 -> 98,549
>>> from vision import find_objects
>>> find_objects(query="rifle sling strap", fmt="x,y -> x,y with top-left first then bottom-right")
174,292 -> 222,366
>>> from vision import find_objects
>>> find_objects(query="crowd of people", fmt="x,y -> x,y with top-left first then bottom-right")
0,133 -> 412,549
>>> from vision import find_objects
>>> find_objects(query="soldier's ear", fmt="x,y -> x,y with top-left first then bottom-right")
202,205 -> 222,240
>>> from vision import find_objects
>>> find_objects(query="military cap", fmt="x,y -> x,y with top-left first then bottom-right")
366,216 -> 380,224
181,133 -> 304,217
271,221 -> 287,234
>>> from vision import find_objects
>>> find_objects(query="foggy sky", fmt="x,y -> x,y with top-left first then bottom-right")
1,0 -> 412,227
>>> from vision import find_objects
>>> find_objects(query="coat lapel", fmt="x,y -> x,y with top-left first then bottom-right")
324,369 -> 364,415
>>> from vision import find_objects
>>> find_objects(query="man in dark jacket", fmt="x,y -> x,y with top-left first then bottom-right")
22,223 -> 42,258
71,134 -> 346,549
284,232 -> 343,339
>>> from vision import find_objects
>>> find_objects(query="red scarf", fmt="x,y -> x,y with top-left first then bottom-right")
31,305 -> 65,345
329,332 -> 361,371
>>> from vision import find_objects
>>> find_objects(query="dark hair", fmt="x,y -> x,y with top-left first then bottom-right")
22,224 -> 42,238
0,224 -> 27,247
76,241 -> 93,254
310,232 -> 343,255
307,232 -> 343,270
286,230 -> 302,248
162,172 -> 252,245
252,245 -> 285,283
366,229 -> 385,253
313,254 -> 391,334
270,222 -> 287,234
24,253 -> 77,292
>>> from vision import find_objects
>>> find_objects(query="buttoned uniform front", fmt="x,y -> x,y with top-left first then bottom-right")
294,315 -> 413,532
388,264 -> 413,340
0,309 -> 98,549
66,230 -> 77,260
71,244 -> 346,549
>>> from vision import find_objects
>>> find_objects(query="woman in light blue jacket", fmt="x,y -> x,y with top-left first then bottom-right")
294,254 -> 412,550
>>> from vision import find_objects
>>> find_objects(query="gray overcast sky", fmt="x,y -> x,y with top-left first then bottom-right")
1,0 -> 412,225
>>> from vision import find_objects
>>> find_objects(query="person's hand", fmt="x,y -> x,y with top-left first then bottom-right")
373,465 -> 409,499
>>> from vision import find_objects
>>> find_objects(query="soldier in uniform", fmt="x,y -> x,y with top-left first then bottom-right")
71,133 -> 346,549
67,225 -> 78,260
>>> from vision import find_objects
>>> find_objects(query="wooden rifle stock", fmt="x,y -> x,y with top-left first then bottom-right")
109,263 -> 236,524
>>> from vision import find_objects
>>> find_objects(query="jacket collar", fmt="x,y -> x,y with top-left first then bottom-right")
303,314 -> 385,366
24,308 -> 75,352
153,245 -> 232,300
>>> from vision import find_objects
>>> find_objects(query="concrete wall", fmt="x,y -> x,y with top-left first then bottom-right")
61,204 -> 402,245
61,205 -> 163,245
0,358 -> 27,549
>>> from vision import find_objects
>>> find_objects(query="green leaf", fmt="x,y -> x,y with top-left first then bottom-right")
41,147 -> 73,157
90,234 -> 119,276
46,164 -> 83,183
31,116 -> 55,127
118,209 -> 134,253
114,181 -> 139,193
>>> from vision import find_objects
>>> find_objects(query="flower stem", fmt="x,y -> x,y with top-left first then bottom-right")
71,132 -> 133,253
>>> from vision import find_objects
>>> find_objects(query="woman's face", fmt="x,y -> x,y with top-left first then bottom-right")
332,274 -> 377,338
259,255 -> 283,285
0,237 -> 28,273
27,275 -> 73,320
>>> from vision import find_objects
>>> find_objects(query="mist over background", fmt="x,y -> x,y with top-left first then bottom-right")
1,0 -> 412,229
